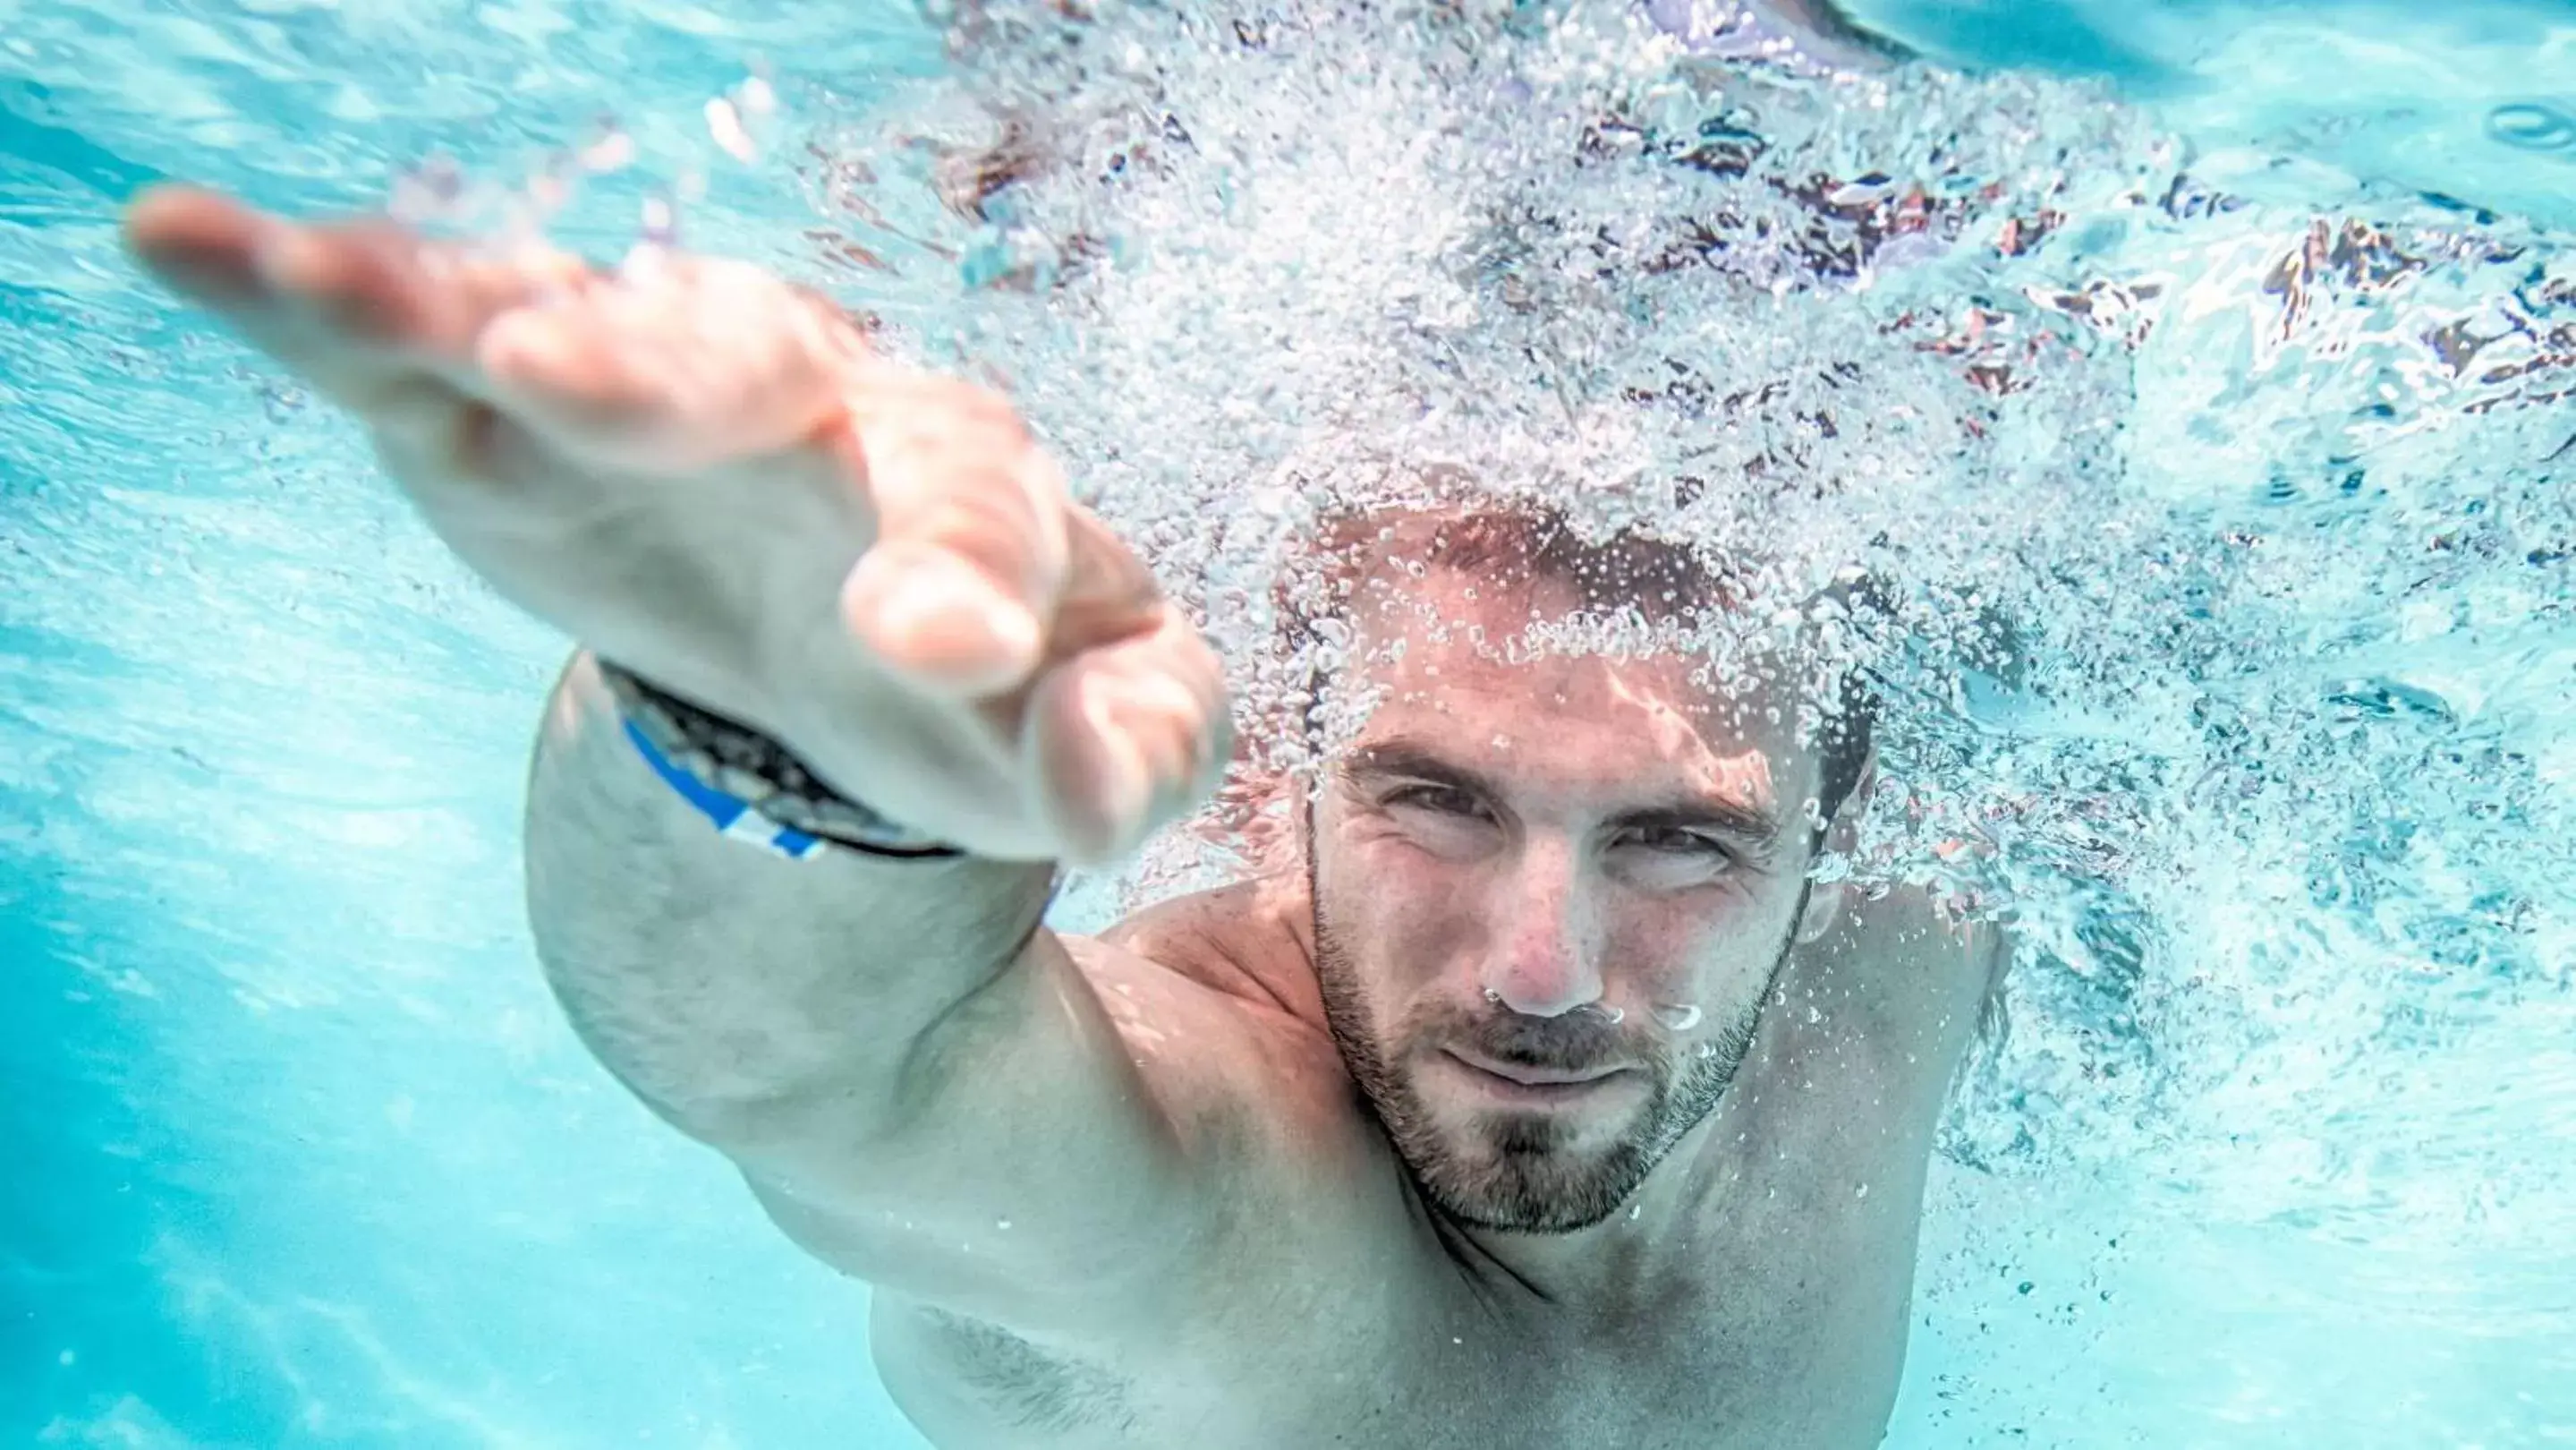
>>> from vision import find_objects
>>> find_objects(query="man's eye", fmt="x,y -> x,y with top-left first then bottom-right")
1388,785 -> 1488,819
1620,826 -> 1730,860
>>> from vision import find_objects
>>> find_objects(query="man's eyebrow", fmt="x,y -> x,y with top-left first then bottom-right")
1343,741 -> 1498,795
1606,799 -> 1784,850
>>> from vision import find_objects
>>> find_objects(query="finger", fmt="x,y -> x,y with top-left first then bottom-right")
260,221 -> 585,366
1025,606 -> 1228,864
838,374 -> 1069,696
473,290 -> 678,454
1049,503 -> 1175,655
477,255 -> 857,471
123,184 -> 271,313
126,187 -> 376,389
125,184 -> 586,406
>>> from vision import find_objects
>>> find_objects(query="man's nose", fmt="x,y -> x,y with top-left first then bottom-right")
1483,836 -> 1603,1019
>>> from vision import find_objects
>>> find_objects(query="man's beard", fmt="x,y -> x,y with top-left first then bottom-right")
1310,854 -> 1809,1235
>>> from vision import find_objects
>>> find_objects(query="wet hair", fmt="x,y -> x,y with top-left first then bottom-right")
1288,499 -> 1878,829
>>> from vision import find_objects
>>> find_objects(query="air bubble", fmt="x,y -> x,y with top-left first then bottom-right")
801,11 -> 2576,1378
578,120 -> 636,175
706,98 -> 756,164
1653,1002 -> 1704,1031
388,155 -> 467,226
639,195 -> 678,248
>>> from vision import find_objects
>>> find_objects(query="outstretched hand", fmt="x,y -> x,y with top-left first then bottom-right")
124,185 -> 1228,864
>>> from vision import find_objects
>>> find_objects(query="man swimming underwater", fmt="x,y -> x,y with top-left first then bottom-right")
127,184 -> 2003,1449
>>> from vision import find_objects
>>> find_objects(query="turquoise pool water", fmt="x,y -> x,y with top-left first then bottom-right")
4,1 -> 2570,1446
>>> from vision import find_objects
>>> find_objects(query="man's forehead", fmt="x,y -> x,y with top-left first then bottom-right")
1337,568 -> 1808,798
1348,563 -> 1785,722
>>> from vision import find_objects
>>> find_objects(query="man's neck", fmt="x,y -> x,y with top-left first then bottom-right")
1441,1070 -> 1764,1314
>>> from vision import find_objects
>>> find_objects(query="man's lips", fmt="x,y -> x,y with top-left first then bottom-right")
1444,1047 -> 1628,1088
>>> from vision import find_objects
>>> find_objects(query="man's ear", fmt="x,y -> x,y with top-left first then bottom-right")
1795,746 -> 1878,944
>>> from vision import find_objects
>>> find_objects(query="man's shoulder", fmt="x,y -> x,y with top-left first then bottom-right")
1839,883 -> 2009,987
1816,882 -> 2008,1085
1091,872 -> 1331,1031
1065,874 -> 1414,1274
1057,871 -> 1366,1148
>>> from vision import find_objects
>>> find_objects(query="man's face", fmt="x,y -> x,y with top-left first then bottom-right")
1307,567 -> 1825,1234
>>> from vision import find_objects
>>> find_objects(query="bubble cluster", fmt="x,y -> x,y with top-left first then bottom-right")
786,0 -> 2572,1231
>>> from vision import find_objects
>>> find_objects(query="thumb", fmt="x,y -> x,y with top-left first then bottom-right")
1025,605 -> 1231,865
838,372 -> 1070,698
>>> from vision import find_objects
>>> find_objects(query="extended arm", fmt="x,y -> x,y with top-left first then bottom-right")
123,186 -> 1237,1339
526,655 -> 1208,1330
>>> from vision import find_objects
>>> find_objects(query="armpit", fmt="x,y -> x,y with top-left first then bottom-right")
917,1307 -> 1143,1438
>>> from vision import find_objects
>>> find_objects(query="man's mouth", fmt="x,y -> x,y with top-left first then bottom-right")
1441,1048 -> 1633,1102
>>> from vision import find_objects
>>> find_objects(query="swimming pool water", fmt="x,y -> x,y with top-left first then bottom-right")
3,0 -> 2571,1446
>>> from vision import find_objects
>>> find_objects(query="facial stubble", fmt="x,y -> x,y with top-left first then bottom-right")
1308,843 -> 1812,1234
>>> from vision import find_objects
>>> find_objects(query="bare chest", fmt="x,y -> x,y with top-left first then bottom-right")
872,884 -> 1980,1450
1200,1224 -> 1915,1450
873,1117 -> 1926,1450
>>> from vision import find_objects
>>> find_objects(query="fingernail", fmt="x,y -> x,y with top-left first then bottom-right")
874,551 -> 1039,684
254,231 -> 325,293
